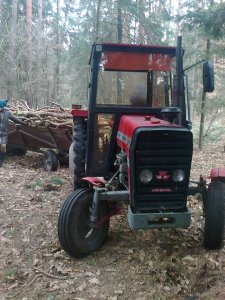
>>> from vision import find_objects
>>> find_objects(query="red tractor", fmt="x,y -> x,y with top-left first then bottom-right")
58,37 -> 225,258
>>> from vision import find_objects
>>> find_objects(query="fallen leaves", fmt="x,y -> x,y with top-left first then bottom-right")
1,145 -> 225,299
77,282 -> 87,292
182,255 -> 199,267
88,277 -> 100,285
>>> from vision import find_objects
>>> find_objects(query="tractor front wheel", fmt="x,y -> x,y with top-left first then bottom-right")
58,188 -> 110,258
203,180 -> 225,249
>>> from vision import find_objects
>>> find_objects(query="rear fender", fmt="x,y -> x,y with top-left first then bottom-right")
210,168 -> 225,182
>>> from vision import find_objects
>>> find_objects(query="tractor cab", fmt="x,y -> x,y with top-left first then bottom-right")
86,39 -> 190,177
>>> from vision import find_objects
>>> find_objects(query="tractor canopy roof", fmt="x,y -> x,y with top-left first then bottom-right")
89,42 -> 177,72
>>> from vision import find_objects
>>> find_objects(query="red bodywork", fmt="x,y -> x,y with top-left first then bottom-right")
210,168 -> 225,179
100,42 -> 176,72
116,115 -> 181,195
117,115 -> 180,153
71,108 -> 88,117
102,52 -> 173,71
82,177 -> 106,186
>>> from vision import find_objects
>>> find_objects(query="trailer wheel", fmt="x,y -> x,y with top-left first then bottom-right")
69,117 -> 87,189
203,180 -> 225,249
58,188 -> 109,258
43,149 -> 58,171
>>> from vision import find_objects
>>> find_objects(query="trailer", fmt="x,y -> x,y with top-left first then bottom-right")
7,123 -> 72,171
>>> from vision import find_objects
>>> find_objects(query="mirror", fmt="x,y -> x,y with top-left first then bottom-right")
203,61 -> 214,93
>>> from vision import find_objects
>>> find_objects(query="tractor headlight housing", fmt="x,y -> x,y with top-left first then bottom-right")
140,169 -> 153,184
172,169 -> 185,182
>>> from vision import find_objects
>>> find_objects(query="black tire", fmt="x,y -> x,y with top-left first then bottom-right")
58,153 -> 69,166
203,180 -> 225,250
58,188 -> 110,258
43,149 -> 58,171
69,117 -> 87,189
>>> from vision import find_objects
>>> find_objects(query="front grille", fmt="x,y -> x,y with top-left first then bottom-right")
130,127 -> 193,212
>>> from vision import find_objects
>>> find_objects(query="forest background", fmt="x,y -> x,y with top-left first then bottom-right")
0,0 -> 225,148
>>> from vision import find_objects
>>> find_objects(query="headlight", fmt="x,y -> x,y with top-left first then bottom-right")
140,170 -> 153,183
172,169 -> 185,182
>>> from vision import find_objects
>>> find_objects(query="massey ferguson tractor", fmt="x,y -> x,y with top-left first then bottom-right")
58,37 -> 225,258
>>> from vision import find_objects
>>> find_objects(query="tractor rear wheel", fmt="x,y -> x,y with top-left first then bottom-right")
203,180 -> 225,249
69,117 -> 87,189
58,188 -> 110,258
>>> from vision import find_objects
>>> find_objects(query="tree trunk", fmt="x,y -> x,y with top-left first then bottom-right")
26,0 -> 33,107
138,0 -> 145,43
27,0 -> 32,36
117,0 -> 123,104
176,0 -> 181,37
36,0 -> 43,107
0,0 -> 3,17
95,0 -> 102,42
38,0 -> 43,22
198,39 -> 211,149
7,0 -> 17,100
52,0 -> 60,103
198,0 -> 214,149
165,0 -> 172,42
117,0 -> 122,43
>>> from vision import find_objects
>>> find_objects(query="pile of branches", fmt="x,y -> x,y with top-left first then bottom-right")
8,100 -> 73,128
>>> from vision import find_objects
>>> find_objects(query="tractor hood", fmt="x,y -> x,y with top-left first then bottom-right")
117,115 -> 180,153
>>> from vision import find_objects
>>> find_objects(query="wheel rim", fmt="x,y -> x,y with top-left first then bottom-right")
77,204 -> 96,241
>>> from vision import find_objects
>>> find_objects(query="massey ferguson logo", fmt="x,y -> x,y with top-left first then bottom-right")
155,171 -> 170,181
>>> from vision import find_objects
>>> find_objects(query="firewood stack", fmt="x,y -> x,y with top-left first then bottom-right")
8,100 -> 73,128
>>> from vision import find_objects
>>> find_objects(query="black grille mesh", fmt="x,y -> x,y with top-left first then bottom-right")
130,128 -> 193,212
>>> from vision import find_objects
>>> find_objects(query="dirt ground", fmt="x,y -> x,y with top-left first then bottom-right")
1,143 -> 225,300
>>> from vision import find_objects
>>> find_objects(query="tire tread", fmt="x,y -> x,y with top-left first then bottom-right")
204,180 -> 225,249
